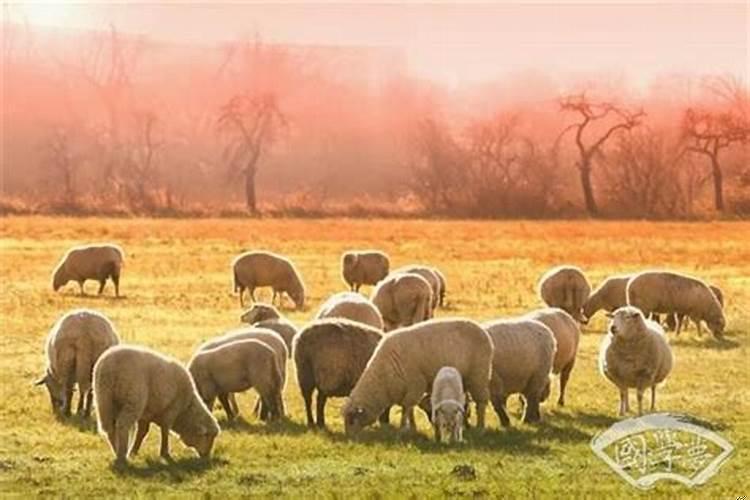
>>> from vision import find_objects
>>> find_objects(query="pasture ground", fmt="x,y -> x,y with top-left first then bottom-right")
0,217 -> 748,497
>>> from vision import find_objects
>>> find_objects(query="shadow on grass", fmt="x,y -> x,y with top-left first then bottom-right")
220,416 -> 309,436
668,335 -> 740,351
53,412 -> 99,433
111,455 -> 228,481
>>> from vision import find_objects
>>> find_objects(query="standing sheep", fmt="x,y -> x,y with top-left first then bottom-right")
341,250 -> 390,292
293,318 -> 384,428
538,265 -> 591,322
189,339 -> 284,421
523,308 -> 580,406
370,272 -> 433,332
93,345 -> 220,464
232,251 -> 305,310
627,271 -> 726,338
599,306 -> 673,415
240,303 -> 298,355
665,284 -> 725,334
431,366 -> 465,444
393,265 -> 442,310
315,292 -> 384,330
52,244 -> 124,297
35,309 -> 120,417
342,318 -> 493,435
582,275 -> 632,322
483,318 -> 556,426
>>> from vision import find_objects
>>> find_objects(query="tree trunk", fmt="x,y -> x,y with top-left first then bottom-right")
245,166 -> 257,213
578,160 -> 599,216
711,156 -> 724,212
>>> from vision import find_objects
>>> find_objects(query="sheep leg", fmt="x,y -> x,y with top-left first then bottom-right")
229,393 -> 240,417
378,406 -> 390,426
97,279 -> 106,295
76,389 -> 86,417
675,316 -> 683,336
636,388 -> 644,416
315,392 -> 327,428
61,379 -> 74,417
159,425 -> 173,461
271,290 -> 278,305
301,387 -> 315,427
558,361 -> 574,407
522,394 -> 541,424
239,287 -> 245,307
218,393 -> 235,421
84,391 -> 94,418
491,395 -> 511,427
78,281 -> 86,296
618,388 -> 628,416
695,318 -> 703,336
112,270 -> 120,298
75,352 -> 93,417
114,411 -> 137,464
399,406 -> 416,433
650,386 -> 657,412
129,420 -> 150,456
433,422 -> 442,443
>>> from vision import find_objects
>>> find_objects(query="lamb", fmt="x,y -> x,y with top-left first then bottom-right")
293,318 -> 384,428
189,339 -> 284,421
393,265 -> 442,310
232,251 -> 305,310
523,308 -> 580,406
35,309 -> 120,417
430,366 -> 466,444
582,275 -> 632,322
342,318 -> 493,435
538,265 -> 591,322
665,284 -> 725,334
199,327 -> 288,420
240,303 -> 298,355
52,244 -> 124,297
626,271 -> 726,338
93,345 -> 220,464
370,272 -> 433,332
598,306 -> 673,416
483,318 -> 556,426
341,250 -> 390,291
315,292 -> 384,330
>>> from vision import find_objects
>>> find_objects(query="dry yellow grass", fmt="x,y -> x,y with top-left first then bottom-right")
1,217 -> 748,497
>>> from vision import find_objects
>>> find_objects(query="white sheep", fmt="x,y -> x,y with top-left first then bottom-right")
393,265 -> 442,310
35,309 -> 120,417
370,272 -> 433,331
431,366 -> 465,444
341,250 -> 390,291
93,345 -> 220,464
232,251 -> 305,309
582,274 -> 632,322
52,244 -> 124,296
239,303 -> 298,355
599,306 -> 673,416
538,265 -> 591,322
315,292 -> 384,330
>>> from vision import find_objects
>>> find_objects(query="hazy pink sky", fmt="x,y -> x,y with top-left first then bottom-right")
8,2 -> 749,86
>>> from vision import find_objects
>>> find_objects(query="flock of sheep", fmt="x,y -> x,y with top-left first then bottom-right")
37,244 -> 728,465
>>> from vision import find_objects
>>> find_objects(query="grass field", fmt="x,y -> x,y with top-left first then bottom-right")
1,217 -> 748,498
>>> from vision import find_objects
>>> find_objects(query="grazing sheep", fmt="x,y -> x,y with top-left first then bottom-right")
523,308 -> 580,406
370,272 -> 433,332
431,366 -> 465,444
199,327 -> 288,420
627,271 -> 726,339
35,309 -> 120,418
293,318 -> 383,428
52,244 -> 124,297
582,275 -> 632,322
232,251 -> 305,310
599,306 -> 673,416
433,267 -> 447,308
189,339 -> 284,421
341,250 -> 390,292
483,318 -> 556,426
240,303 -> 298,355
93,345 -> 220,464
315,292 -> 384,330
393,265 -> 442,310
665,284 -> 725,334
342,318 -> 493,435
538,265 -> 591,322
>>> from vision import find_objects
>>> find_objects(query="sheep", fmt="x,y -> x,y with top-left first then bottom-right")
341,250 -> 390,291
342,318 -> 493,435
483,318 -> 556,426
627,271 -> 726,339
393,265 -> 441,310
431,366 -> 465,444
370,272 -> 433,332
523,308 -> 580,406
433,267 -> 447,308
52,244 -> 124,297
315,292 -> 384,330
240,303 -> 298,355
293,318 -> 384,428
199,327 -> 288,420
232,251 -> 305,310
582,275 -> 632,322
599,306 -> 674,416
665,284 -> 725,334
189,339 -> 284,422
538,265 -> 591,322
35,309 -> 120,418
93,345 -> 220,464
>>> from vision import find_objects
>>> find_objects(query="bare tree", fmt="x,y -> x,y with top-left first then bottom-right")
217,92 -> 286,213
43,127 -> 80,206
559,94 -> 645,215
122,111 -> 162,210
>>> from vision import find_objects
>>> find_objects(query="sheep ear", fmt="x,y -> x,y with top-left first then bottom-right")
33,374 -> 48,386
